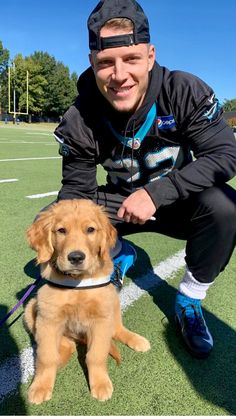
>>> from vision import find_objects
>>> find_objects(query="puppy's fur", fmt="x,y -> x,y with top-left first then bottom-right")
24,199 -> 150,404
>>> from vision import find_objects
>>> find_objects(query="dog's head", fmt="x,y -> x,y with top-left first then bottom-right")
27,199 -> 117,278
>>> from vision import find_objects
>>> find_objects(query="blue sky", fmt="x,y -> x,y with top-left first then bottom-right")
1,0 -> 235,103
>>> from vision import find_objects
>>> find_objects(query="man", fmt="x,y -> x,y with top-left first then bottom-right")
54,0 -> 236,359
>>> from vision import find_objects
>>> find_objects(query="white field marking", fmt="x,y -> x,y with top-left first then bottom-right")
120,249 -> 185,309
0,141 -> 56,145
0,347 -> 35,402
26,132 -> 52,136
26,191 -> 58,199
0,179 -> 18,183
0,157 -> 60,162
0,249 -> 185,402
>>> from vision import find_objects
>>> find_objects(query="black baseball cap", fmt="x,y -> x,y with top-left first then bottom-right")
88,0 -> 150,51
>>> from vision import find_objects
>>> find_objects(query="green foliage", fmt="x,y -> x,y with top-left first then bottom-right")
13,54 -> 48,114
30,52 -> 77,116
1,41 -> 78,119
30,51 -> 78,117
0,41 -> 10,113
223,98 -> 236,111
0,40 -> 9,73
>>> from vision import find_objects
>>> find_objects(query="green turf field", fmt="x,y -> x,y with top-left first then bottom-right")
0,122 -> 235,415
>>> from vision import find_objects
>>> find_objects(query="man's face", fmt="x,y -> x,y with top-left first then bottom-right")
89,27 -> 155,113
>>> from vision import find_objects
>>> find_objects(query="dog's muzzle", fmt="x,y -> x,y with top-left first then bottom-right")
68,251 -> 86,265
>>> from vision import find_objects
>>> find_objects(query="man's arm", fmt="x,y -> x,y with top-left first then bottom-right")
54,101 -> 98,201
118,79 -> 236,223
144,77 -> 236,210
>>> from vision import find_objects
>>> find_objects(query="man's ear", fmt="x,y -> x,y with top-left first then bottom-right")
148,44 -> 155,71
89,53 -> 94,69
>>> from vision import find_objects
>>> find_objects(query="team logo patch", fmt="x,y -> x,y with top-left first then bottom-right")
126,138 -> 141,150
59,143 -> 70,157
203,95 -> 222,121
157,115 -> 176,129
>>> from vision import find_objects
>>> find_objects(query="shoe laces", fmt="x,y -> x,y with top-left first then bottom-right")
182,304 -> 205,335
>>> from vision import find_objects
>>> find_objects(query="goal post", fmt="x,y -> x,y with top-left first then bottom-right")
8,65 -> 29,124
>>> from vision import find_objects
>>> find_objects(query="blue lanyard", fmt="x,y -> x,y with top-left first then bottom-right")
105,102 -> 157,149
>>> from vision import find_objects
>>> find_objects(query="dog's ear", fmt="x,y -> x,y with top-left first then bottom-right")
98,207 -> 117,258
26,210 -> 54,264
105,222 -> 117,250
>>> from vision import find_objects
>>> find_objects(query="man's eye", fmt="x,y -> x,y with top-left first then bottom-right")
97,60 -> 112,67
87,226 -> 95,234
127,56 -> 140,62
57,228 -> 67,234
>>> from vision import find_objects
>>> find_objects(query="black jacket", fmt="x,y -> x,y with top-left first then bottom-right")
54,62 -> 236,208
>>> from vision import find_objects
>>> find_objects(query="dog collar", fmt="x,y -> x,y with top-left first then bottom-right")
45,275 -> 111,290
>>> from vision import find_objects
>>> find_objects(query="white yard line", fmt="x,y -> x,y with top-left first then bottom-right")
120,249 -> 185,309
26,191 -> 58,199
25,132 -> 52,136
0,249 -> 186,402
0,141 -> 56,145
0,348 -> 35,402
0,157 -> 60,162
0,179 -> 18,184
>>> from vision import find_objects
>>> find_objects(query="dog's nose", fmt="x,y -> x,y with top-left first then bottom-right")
68,251 -> 86,265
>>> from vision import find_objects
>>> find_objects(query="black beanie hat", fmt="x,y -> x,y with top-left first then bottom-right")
88,0 -> 150,51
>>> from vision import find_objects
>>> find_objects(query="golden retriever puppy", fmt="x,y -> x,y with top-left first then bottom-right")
24,199 -> 150,404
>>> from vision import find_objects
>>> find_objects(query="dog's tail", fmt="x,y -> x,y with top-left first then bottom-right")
23,297 -> 37,335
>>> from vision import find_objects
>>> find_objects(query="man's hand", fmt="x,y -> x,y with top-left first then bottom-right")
117,189 -> 157,224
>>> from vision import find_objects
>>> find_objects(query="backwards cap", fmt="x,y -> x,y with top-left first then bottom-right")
88,0 -> 150,51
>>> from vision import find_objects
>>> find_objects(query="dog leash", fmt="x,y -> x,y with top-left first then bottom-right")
0,276 -> 41,328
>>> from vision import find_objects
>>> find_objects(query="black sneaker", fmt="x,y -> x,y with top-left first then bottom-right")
175,292 -> 213,359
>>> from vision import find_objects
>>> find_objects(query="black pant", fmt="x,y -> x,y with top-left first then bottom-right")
94,184 -> 236,284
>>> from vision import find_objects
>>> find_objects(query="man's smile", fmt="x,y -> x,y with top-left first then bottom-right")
109,85 -> 135,97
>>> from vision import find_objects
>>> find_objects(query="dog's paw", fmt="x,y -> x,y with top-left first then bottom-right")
28,383 -> 53,405
91,378 -> 113,401
127,333 -> 151,352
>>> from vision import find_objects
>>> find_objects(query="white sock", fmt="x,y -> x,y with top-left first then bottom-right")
179,268 -> 214,300
110,238 -> 122,258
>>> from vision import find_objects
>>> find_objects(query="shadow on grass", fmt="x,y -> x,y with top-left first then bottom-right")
129,241 -> 236,415
0,305 -> 27,415
0,259 -> 41,414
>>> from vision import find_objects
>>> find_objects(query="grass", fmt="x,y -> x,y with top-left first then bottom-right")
0,123 -> 235,415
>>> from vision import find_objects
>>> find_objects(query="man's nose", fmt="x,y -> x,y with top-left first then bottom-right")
111,61 -> 127,81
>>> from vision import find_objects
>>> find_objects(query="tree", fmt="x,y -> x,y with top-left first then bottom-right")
223,99 -> 236,112
0,40 -> 10,114
12,54 -> 47,118
1,45 -> 78,120
47,62 -> 77,116
30,52 -> 78,117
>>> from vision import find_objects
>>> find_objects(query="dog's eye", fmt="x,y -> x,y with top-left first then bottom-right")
57,227 -> 67,234
87,226 -> 95,234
